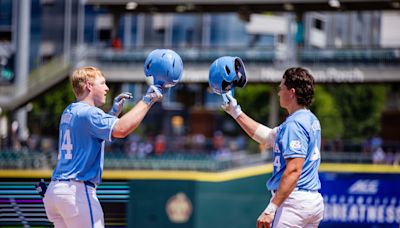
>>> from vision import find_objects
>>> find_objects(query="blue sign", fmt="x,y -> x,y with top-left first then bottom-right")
319,172 -> 400,228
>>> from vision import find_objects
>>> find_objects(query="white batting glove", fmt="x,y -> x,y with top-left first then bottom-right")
109,92 -> 133,116
142,85 -> 163,106
221,91 -> 242,119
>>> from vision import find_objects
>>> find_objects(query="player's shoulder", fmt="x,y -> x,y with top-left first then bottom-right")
69,102 -> 103,118
285,109 -> 319,129
291,109 -> 318,122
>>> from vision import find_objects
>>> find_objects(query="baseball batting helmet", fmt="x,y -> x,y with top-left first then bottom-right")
144,49 -> 183,88
208,56 -> 247,94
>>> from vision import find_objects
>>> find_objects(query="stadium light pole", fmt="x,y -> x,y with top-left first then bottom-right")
77,0 -> 85,48
64,0 -> 72,63
15,0 -> 31,143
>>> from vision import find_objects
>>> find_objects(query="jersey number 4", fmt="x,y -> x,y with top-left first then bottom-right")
60,129 -> 73,160
273,156 -> 281,171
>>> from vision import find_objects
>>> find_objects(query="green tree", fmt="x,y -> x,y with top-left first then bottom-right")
325,84 -> 387,141
311,85 -> 343,141
235,83 -> 275,124
28,81 -> 121,136
29,80 -> 75,135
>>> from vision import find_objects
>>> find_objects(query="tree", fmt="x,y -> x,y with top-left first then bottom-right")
235,83 -> 274,124
325,84 -> 387,141
29,80 -> 75,135
311,85 -> 344,141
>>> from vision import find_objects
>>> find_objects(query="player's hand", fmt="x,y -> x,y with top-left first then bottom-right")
256,212 -> 274,228
109,92 -> 133,116
221,91 -> 242,119
142,85 -> 163,106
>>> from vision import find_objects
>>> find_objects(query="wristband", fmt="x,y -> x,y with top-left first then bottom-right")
142,95 -> 153,105
263,202 -> 278,215
232,105 -> 242,119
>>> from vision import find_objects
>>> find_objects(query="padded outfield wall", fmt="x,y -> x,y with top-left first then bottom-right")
0,164 -> 400,228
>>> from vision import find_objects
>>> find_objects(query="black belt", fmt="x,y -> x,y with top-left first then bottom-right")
57,179 -> 96,188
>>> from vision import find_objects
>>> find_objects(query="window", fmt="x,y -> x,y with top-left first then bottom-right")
314,18 -> 324,30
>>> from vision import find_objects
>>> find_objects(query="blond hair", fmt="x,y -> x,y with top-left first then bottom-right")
70,66 -> 103,97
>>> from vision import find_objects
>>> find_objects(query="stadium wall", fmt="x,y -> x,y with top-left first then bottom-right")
0,164 -> 400,228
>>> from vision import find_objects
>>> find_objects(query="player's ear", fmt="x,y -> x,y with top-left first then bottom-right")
85,80 -> 93,92
290,88 -> 296,96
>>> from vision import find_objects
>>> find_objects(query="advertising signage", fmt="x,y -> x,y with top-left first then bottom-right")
319,172 -> 400,228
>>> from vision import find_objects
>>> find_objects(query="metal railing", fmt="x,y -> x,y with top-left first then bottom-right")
0,150 -> 378,171
85,46 -> 277,63
299,47 -> 400,64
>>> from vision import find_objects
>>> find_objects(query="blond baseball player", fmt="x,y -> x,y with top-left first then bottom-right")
43,49 -> 183,228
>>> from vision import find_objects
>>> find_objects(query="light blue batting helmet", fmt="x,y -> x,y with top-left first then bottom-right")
208,56 -> 247,94
144,49 -> 183,88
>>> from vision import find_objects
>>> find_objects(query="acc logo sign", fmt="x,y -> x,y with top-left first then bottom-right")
348,179 -> 379,194
166,192 -> 192,223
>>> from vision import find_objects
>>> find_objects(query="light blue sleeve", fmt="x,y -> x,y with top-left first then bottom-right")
86,107 -> 118,142
281,121 -> 308,159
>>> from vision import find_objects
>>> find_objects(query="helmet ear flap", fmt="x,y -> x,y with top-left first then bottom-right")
208,56 -> 247,94
233,58 -> 247,88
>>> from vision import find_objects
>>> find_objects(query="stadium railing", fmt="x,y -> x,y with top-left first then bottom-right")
299,47 -> 400,64
85,46 -> 277,63
0,150 -> 375,171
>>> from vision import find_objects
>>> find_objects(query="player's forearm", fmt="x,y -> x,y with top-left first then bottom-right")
236,113 -> 276,147
112,101 -> 151,138
272,158 -> 303,206
235,112 -> 260,139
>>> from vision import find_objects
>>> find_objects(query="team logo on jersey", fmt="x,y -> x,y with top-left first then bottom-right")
289,140 -> 301,150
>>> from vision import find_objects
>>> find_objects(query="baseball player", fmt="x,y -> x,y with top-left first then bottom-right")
214,67 -> 324,228
43,50 -> 183,228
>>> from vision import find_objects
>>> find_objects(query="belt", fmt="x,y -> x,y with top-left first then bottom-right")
271,188 -> 318,194
56,179 -> 96,188
295,187 -> 318,193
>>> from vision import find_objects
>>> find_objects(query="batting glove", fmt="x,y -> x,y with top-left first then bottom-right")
109,92 -> 133,116
142,85 -> 163,106
221,91 -> 242,119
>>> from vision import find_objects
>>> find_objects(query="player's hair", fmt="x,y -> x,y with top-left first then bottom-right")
282,67 -> 315,107
70,66 -> 103,97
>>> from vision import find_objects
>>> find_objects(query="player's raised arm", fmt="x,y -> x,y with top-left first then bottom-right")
112,85 -> 162,138
112,49 -> 183,138
208,56 -> 277,147
221,91 -> 278,147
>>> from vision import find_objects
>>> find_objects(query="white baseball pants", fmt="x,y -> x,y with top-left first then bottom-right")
272,190 -> 324,228
43,181 -> 104,228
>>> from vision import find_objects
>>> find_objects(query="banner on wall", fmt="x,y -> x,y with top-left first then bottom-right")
319,172 -> 400,227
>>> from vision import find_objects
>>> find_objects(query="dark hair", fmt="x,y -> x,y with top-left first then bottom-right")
282,67 -> 315,107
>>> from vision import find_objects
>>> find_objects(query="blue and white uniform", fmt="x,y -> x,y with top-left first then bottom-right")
44,102 -> 117,228
268,109 -> 324,228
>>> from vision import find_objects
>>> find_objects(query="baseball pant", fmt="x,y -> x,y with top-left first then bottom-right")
272,190 -> 324,228
43,180 -> 104,228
